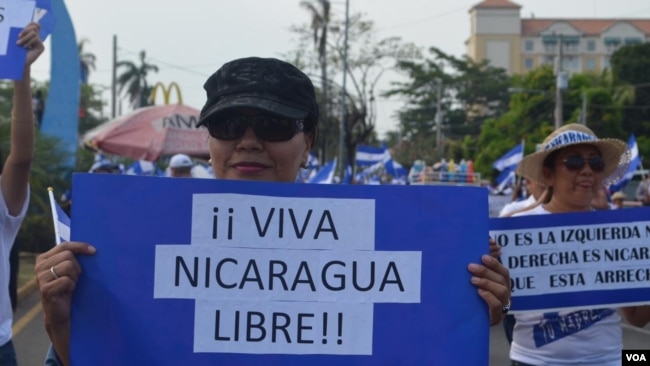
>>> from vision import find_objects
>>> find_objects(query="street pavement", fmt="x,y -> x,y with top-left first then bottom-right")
12,288 -> 50,366
11,287 -> 650,365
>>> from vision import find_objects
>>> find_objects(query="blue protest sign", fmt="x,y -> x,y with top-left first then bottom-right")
0,0 -> 35,80
70,174 -> 489,365
490,207 -> 650,312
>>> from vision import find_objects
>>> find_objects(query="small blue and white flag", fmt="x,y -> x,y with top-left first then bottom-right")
384,158 -> 408,178
493,143 -> 524,172
355,144 -> 389,167
307,152 -> 320,169
356,159 -> 384,182
125,160 -> 156,176
307,158 -> 337,184
48,188 -> 71,244
610,134 -> 641,192
495,166 -> 516,194
342,164 -> 353,184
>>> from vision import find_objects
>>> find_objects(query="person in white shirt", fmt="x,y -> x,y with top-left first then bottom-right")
0,22 -> 44,366
509,123 -> 649,366
499,178 -> 546,218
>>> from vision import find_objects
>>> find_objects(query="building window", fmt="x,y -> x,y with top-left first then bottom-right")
586,58 -> 596,71
524,40 -> 534,52
564,42 -> 580,54
562,57 -> 580,71
562,36 -> 580,53
542,36 -> 557,54
587,40 -> 596,52
544,43 -> 557,54
625,37 -> 642,45
604,37 -> 622,53
602,57 -> 610,70
524,58 -> 534,70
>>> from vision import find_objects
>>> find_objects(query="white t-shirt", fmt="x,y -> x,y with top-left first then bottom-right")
0,177 -> 29,347
509,205 -> 622,366
498,195 -> 536,217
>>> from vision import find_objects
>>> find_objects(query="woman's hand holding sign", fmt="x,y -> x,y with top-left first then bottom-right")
17,22 -> 43,70
35,242 -> 96,366
468,246 -> 511,326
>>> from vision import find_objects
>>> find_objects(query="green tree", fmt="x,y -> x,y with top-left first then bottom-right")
289,12 -> 420,169
611,43 -> 650,158
300,0 -> 332,158
116,50 -> 159,109
78,38 -> 96,84
474,66 -> 627,182
385,47 -> 511,166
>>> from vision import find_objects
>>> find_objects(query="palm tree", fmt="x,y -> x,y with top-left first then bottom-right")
78,38 -> 96,84
116,50 -> 159,109
300,0 -> 331,157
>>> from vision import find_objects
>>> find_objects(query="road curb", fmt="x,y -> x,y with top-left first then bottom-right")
17,277 -> 38,302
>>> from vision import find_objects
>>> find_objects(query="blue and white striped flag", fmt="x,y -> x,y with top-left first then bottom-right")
307,158 -> 337,184
342,164 -> 353,184
307,152 -> 320,169
125,160 -> 156,176
495,166 -> 516,193
48,188 -> 71,244
384,158 -> 408,178
493,143 -> 524,172
610,134 -> 641,192
355,145 -> 389,167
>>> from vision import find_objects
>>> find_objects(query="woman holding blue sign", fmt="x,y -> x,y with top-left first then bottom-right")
509,123 -> 647,366
35,57 -> 511,365
0,22 -> 44,366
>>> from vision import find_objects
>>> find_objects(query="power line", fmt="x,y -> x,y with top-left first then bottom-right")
375,5 -> 468,32
117,48 -> 211,78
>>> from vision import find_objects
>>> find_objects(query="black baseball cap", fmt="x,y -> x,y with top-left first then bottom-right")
197,57 -> 319,127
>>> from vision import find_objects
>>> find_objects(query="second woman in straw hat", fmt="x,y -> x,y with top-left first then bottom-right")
508,123 -> 650,365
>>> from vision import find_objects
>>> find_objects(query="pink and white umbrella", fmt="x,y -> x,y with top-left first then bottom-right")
82,104 -> 210,161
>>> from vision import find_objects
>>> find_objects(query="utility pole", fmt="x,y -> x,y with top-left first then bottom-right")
554,34 -> 566,129
111,35 -> 117,119
338,0 -> 350,175
580,91 -> 587,125
435,79 -> 443,155
319,0 -> 329,165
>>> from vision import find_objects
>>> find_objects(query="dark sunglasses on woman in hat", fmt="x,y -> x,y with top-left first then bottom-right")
560,155 -> 605,172
206,113 -> 307,142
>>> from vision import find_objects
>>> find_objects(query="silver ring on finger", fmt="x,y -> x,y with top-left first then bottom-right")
50,265 -> 60,280
502,298 -> 511,314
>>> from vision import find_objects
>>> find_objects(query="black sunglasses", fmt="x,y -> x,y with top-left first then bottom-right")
560,155 -> 605,172
206,114 -> 305,142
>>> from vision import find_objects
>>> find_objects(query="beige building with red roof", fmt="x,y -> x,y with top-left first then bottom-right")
466,0 -> 650,74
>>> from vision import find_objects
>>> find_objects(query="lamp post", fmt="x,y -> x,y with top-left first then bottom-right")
338,0 -> 350,176
554,33 -> 567,129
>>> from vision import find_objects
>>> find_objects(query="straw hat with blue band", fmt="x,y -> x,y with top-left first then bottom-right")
516,124 -> 630,188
